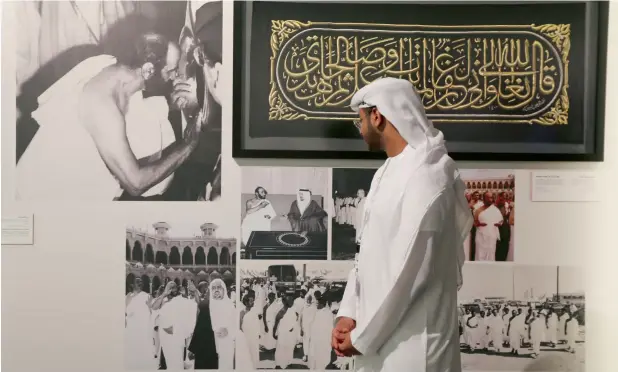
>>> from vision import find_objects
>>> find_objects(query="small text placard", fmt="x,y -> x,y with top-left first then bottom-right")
531,171 -> 599,202
2,215 -> 34,245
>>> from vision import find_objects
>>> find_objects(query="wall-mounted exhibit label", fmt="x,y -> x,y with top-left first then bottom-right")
531,171 -> 599,202
2,215 -> 34,245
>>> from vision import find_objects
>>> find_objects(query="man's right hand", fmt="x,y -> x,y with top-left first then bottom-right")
171,78 -> 198,112
163,281 -> 175,296
183,109 -> 205,148
332,317 -> 356,356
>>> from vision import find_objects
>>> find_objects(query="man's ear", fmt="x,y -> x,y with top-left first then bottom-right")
141,62 -> 155,80
370,109 -> 385,131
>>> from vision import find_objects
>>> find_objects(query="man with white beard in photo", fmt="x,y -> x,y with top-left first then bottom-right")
331,77 -> 474,372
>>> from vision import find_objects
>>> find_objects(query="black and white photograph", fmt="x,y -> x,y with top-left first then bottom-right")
459,264 -> 585,371
331,168 -> 377,260
237,260 -> 355,370
240,167 -> 330,260
461,170 -> 516,262
125,209 -> 237,370
15,0 -> 222,201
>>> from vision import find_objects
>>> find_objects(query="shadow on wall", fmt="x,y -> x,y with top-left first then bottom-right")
240,193 -> 326,231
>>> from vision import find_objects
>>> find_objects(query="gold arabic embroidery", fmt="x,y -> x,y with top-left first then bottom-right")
269,21 -> 571,125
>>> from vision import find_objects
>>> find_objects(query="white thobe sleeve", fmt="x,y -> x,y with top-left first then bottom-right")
350,192 -> 445,356
336,268 -> 358,320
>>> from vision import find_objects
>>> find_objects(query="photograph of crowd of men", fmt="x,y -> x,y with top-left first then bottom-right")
15,0 -> 222,201
240,167 -> 329,260
461,170 -> 515,262
238,261 -> 355,370
124,213 -> 237,370
330,168 -> 376,260
459,264 -> 584,371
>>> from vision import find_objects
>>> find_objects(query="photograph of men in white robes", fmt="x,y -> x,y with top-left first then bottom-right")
241,186 -> 278,245
331,77 -> 474,372
457,264 -> 585,371
239,261 -> 354,369
331,168 -> 377,260
460,171 -> 515,262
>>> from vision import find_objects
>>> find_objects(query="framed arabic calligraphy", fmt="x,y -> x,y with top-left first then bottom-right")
232,1 -> 608,161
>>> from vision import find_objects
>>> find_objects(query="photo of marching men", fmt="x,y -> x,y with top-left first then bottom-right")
237,261 -> 355,370
240,167 -> 330,260
14,0 -> 223,201
461,170 -> 515,262
330,168 -> 377,260
124,210 -> 237,370
459,264 -> 585,371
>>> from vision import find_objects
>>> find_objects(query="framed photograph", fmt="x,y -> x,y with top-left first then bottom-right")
232,1 -> 608,161
240,167 -> 330,260
460,169 -> 516,262
331,168 -> 377,260
459,263 -> 585,371
16,1 -> 223,201
238,260 -> 355,370
124,206 -> 237,370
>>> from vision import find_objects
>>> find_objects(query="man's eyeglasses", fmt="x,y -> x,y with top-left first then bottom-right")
352,106 -> 375,133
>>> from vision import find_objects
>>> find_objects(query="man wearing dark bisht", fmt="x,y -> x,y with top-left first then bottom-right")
287,189 -> 328,233
188,280 -> 218,369
164,0 -> 223,201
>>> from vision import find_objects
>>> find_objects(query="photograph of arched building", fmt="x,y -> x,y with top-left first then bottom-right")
126,221 -> 237,295
124,208 -> 238,370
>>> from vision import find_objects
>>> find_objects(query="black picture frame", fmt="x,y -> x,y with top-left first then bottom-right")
232,1 -> 608,161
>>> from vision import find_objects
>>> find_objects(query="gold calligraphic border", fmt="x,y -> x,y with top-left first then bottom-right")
268,21 -> 570,126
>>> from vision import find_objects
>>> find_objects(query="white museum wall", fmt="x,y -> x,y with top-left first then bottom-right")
1,1 -> 617,371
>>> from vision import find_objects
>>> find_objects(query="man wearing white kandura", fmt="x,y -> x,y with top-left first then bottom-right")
331,77 -> 474,372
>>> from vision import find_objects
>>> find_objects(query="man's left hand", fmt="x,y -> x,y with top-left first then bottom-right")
335,331 -> 361,357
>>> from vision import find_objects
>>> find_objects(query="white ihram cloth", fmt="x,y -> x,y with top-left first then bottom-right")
235,329 -> 256,370
302,301 -> 317,355
546,312 -> 558,344
241,199 -> 277,245
210,279 -> 236,370
337,77 -> 473,372
275,308 -> 299,369
558,313 -> 568,340
487,315 -> 504,350
354,197 -> 367,242
158,296 -> 190,370
475,205 -> 503,261
16,55 -> 175,200
508,314 -> 525,351
530,316 -> 545,355
308,307 -> 335,369
262,301 -> 279,349
566,317 -> 579,350
125,291 -> 155,369
241,307 -> 262,367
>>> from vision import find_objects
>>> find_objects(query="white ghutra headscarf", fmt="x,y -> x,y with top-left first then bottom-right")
350,77 -> 474,289
209,279 -> 235,331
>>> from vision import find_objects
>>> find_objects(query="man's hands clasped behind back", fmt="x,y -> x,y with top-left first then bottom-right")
332,316 -> 361,357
